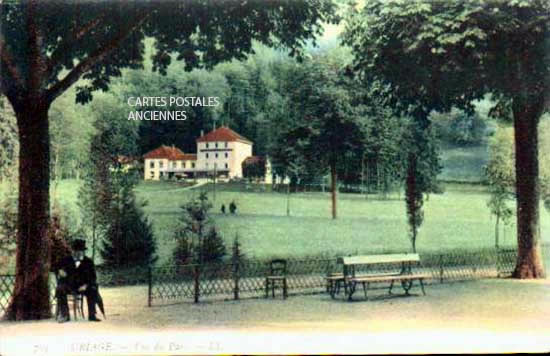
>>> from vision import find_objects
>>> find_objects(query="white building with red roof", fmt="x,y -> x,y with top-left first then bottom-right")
142,126 -> 253,180
143,145 -> 196,180
195,126 -> 252,179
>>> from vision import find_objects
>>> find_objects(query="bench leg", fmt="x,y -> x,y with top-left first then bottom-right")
363,282 -> 369,300
328,281 -> 335,299
389,280 -> 394,295
283,279 -> 288,299
401,279 -> 412,295
265,279 -> 269,298
347,282 -> 356,301
419,278 -> 426,295
329,280 -> 341,299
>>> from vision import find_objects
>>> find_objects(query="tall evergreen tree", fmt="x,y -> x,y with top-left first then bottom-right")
173,192 -> 226,265
100,181 -> 157,268
400,116 -> 441,252
80,96 -> 157,268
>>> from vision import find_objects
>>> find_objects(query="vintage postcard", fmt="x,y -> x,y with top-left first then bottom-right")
1,0 -> 549,355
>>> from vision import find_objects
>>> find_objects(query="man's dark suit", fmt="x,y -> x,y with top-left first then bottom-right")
54,255 -> 99,320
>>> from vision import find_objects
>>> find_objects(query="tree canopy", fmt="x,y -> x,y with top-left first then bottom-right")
1,0 -> 337,107
343,0 -> 549,113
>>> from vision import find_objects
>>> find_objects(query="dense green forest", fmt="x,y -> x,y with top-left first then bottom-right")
0,40 -> 505,186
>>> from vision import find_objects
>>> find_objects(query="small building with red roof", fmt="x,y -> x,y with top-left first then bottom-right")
143,145 -> 196,180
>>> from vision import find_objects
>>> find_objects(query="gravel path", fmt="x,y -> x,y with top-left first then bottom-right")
1,278 -> 549,355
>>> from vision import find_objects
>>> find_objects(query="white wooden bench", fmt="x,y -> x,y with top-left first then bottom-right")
334,253 -> 430,301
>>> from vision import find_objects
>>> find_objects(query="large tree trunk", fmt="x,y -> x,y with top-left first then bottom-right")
330,162 -> 337,219
512,101 -> 545,278
5,101 -> 52,320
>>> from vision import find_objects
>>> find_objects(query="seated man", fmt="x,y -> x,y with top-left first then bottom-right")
54,239 -> 101,322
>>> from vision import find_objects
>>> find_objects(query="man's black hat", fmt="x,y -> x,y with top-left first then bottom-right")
72,239 -> 87,251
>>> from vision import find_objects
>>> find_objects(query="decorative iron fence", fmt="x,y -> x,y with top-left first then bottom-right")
148,259 -> 338,306
0,274 -> 58,319
0,275 -> 15,317
0,266 -> 148,319
149,245 -> 550,305
96,265 -> 150,286
1,245 -> 548,318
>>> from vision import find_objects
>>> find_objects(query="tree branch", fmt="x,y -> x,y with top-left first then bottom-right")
46,13 -> 108,77
45,11 -> 151,104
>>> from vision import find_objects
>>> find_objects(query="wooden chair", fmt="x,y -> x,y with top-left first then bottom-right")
69,292 -> 85,320
54,274 -> 85,320
265,259 -> 288,299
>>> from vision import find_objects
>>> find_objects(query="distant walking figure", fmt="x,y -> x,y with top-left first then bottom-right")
221,204 -> 226,214
229,201 -> 237,214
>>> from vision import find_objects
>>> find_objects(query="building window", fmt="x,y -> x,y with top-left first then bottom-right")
159,161 -> 164,169
192,163 -> 195,168
172,162 -> 176,168
149,161 -> 154,168
224,153 -> 228,158
206,143 -> 209,148
225,163 -> 228,169
215,153 -> 218,158
225,142 -> 228,148
206,163 -> 209,169
182,162 -> 186,168
206,153 -> 209,159
150,171 -> 154,178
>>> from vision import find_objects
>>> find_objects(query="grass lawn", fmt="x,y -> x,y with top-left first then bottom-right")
48,180 -> 550,265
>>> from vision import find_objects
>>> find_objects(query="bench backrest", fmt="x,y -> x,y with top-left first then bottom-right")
339,253 -> 420,266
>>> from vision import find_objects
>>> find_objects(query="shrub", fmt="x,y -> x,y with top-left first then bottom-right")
201,227 -> 226,263
172,192 -> 227,265
100,193 -> 158,268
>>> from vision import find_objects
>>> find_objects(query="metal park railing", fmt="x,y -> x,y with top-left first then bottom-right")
1,244 -> 548,318
148,245 -> 550,305
148,258 -> 338,306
